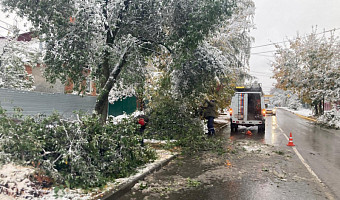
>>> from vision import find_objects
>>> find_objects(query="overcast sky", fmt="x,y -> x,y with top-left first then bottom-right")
250,0 -> 340,93
0,11 -> 30,37
1,1 -> 340,94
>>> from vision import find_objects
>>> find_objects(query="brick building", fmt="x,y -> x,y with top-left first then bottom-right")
1,32 -> 96,96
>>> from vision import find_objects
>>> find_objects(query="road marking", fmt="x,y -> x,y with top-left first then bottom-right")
278,127 -> 284,133
279,126 -> 335,200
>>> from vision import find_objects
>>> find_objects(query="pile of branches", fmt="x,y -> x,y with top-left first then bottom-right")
0,106 -> 156,189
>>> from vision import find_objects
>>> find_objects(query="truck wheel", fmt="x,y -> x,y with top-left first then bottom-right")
231,123 -> 238,132
258,125 -> 265,133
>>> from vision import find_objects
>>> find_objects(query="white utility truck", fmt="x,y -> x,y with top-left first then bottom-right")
229,84 -> 266,132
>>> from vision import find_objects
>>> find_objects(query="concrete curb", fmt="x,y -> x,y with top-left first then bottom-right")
92,150 -> 179,200
279,108 -> 317,122
92,117 -> 229,200
216,123 -> 229,132
294,113 -> 317,122
214,114 -> 230,130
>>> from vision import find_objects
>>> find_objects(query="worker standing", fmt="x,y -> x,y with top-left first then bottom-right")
203,99 -> 218,136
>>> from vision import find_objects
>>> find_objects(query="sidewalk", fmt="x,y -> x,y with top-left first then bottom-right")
100,115 -> 230,199
93,149 -> 179,200
214,114 -> 230,131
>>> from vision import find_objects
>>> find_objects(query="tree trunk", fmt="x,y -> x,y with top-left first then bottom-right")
322,96 -> 325,115
94,47 -> 130,121
318,101 -> 323,116
314,104 -> 318,116
94,0 -> 131,121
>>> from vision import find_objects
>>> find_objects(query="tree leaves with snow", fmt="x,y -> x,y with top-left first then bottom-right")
169,0 -> 255,110
0,37 -> 42,90
272,29 -> 340,114
1,0 -> 237,120
0,109 -> 156,189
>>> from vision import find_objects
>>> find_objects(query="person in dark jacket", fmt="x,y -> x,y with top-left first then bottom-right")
137,115 -> 149,133
203,99 -> 218,136
136,115 -> 149,146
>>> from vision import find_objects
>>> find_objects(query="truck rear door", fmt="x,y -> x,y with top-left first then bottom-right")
247,92 -> 262,120
236,93 -> 248,121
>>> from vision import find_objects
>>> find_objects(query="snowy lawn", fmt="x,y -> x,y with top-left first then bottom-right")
0,163 -> 91,200
0,149 -> 176,200
280,107 -> 313,118
280,107 -> 340,129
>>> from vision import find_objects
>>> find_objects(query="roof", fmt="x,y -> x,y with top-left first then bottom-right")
17,32 -> 33,41
0,31 -> 34,41
235,87 -> 263,93
235,82 -> 264,94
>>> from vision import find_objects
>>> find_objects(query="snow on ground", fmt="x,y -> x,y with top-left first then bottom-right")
0,163 -> 35,200
0,149 -> 177,200
0,163 -> 91,200
280,107 -> 313,117
108,111 -> 144,124
214,113 -> 230,124
281,107 -> 340,129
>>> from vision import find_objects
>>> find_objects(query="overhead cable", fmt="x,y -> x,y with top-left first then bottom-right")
250,27 -> 340,49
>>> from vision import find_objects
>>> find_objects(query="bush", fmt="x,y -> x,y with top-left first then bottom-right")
145,96 -> 224,154
318,108 -> 340,129
146,96 -> 203,140
0,106 -> 156,189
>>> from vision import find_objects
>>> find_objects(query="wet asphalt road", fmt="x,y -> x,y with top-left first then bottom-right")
118,109 -> 339,200
1,89 -> 339,199
222,108 -> 340,199
274,108 -> 340,199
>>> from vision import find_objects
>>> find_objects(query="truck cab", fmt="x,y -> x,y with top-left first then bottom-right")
229,84 -> 266,132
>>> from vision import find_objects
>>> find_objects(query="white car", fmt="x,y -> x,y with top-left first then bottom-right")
265,105 -> 276,115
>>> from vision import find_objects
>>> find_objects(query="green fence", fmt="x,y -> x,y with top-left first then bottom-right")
108,96 -> 137,117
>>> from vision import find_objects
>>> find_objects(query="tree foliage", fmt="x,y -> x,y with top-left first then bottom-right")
0,107 -> 156,189
269,88 -> 302,109
0,36 -> 41,90
1,0 -> 238,120
146,0 -> 255,112
145,95 -> 225,155
272,30 -> 340,113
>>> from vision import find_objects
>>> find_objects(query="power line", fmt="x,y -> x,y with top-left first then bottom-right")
251,41 -> 286,49
250,27 -> 340,49
251,54 -> 275,58
251,74 -> 272,78
250,28 -> 340,56
250,70 -> 272,73
0,25 -> 10,31
250,72 -> 274,76
0,19 -> 30,35
251,50 -> 277,55
0,19 -> 12,26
